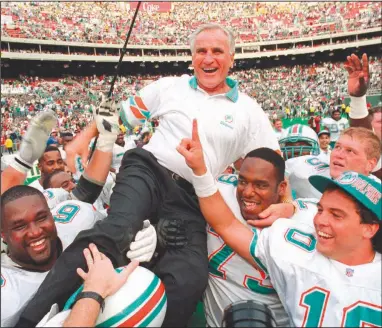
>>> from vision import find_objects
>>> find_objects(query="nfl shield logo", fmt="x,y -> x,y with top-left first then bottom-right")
346,268 -> 354,277
224,114 -> 233,123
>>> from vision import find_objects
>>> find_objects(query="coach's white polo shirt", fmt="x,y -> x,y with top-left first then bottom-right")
120,75 -> 279,182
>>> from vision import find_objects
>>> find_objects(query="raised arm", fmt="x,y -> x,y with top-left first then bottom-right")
344,53 -> 372,129
176,119 -> 256,266
1,110 -> 57,193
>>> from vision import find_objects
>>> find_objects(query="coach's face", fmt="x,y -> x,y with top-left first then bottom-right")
1,195 -> 58,271
192,28 -> 234,95
236,157 -> 286,221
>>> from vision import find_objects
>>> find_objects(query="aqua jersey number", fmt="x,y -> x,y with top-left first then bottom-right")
53,204 -> 80,224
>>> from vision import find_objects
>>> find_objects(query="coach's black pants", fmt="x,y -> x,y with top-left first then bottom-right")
17,148 -> 208,327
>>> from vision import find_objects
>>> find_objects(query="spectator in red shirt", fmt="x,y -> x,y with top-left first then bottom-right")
308,111 -> 321,134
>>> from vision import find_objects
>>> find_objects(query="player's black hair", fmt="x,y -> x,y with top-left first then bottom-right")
1,186 -> 47,221
42,170 -> 66,189
331,107 -> 342,115
244,147 -> 285,183
38,146 -> 61,163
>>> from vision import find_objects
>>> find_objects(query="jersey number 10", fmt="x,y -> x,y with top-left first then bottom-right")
300,286 -> 381,327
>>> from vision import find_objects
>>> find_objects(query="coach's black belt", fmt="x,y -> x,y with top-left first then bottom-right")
165,168 -> 195,195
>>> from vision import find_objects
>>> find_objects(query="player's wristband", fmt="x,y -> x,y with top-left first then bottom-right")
74,291 -> 105,312
349,95 -> 368,119
192,169 -> 218,198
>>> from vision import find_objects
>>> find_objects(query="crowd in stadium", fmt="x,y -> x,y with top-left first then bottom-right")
2,2 -> 381,44
1,3 -> 382,327
2,56 -> 382,149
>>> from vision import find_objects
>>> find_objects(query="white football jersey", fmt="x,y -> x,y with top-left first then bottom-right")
253,218 -> 382,327
1,256 -> 48,327
73,154 -> 85,182
204,174 -> 289,327
27,178 -> 44,192
124,135 -> 138,152
43,188 -> 71,210
52,200 -> 105,246
0,202 -> 100,328
97,172 -> 115,207
274,128 -> 285,141
286,155 -> 330,199
321,117 -> 349,142
286,155 -> 380,199
317,149 -> 331,164
111,143 -> 126,173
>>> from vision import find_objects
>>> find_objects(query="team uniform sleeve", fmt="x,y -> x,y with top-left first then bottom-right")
249,225 -> 289,305
1,269 -> 36,328
1,271 -> 20,327
119,78 -> 172,129
242,106 -> 280,158
248,228 -> 271,278
292,198 -> 319,226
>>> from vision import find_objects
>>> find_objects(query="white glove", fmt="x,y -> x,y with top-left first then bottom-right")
94,95 -> 121,152
127,220 -> 157,263
10,110 -> 57,174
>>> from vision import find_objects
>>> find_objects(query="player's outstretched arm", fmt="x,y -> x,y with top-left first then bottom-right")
1,110 -> 57,194
345,53 -> 372,129
177,119 -> 257,266
64,244 -> 138,327
70,95 -> 120,203
1,166 -> 26,194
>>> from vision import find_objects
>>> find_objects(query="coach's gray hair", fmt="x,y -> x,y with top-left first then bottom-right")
189,24 -> 235,55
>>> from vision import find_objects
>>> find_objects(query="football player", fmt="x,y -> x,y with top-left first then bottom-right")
279,124 -> 320,160
177,121 -> 381,327
1,186 -> 155,327
203,148 -> 290,327
322,107 -> 349,148
283,127 -> 380,199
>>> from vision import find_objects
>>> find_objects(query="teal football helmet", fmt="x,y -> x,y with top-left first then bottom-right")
279,124 -> 320,160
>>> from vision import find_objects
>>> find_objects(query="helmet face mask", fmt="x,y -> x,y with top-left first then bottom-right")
280,125 -> 320,160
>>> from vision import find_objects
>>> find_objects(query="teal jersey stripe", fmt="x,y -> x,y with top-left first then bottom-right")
249,228 -> 269,275
138,293 -> 167,327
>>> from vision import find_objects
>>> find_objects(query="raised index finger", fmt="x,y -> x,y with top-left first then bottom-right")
362,53 -> 369,79
192,119 -> 201,144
